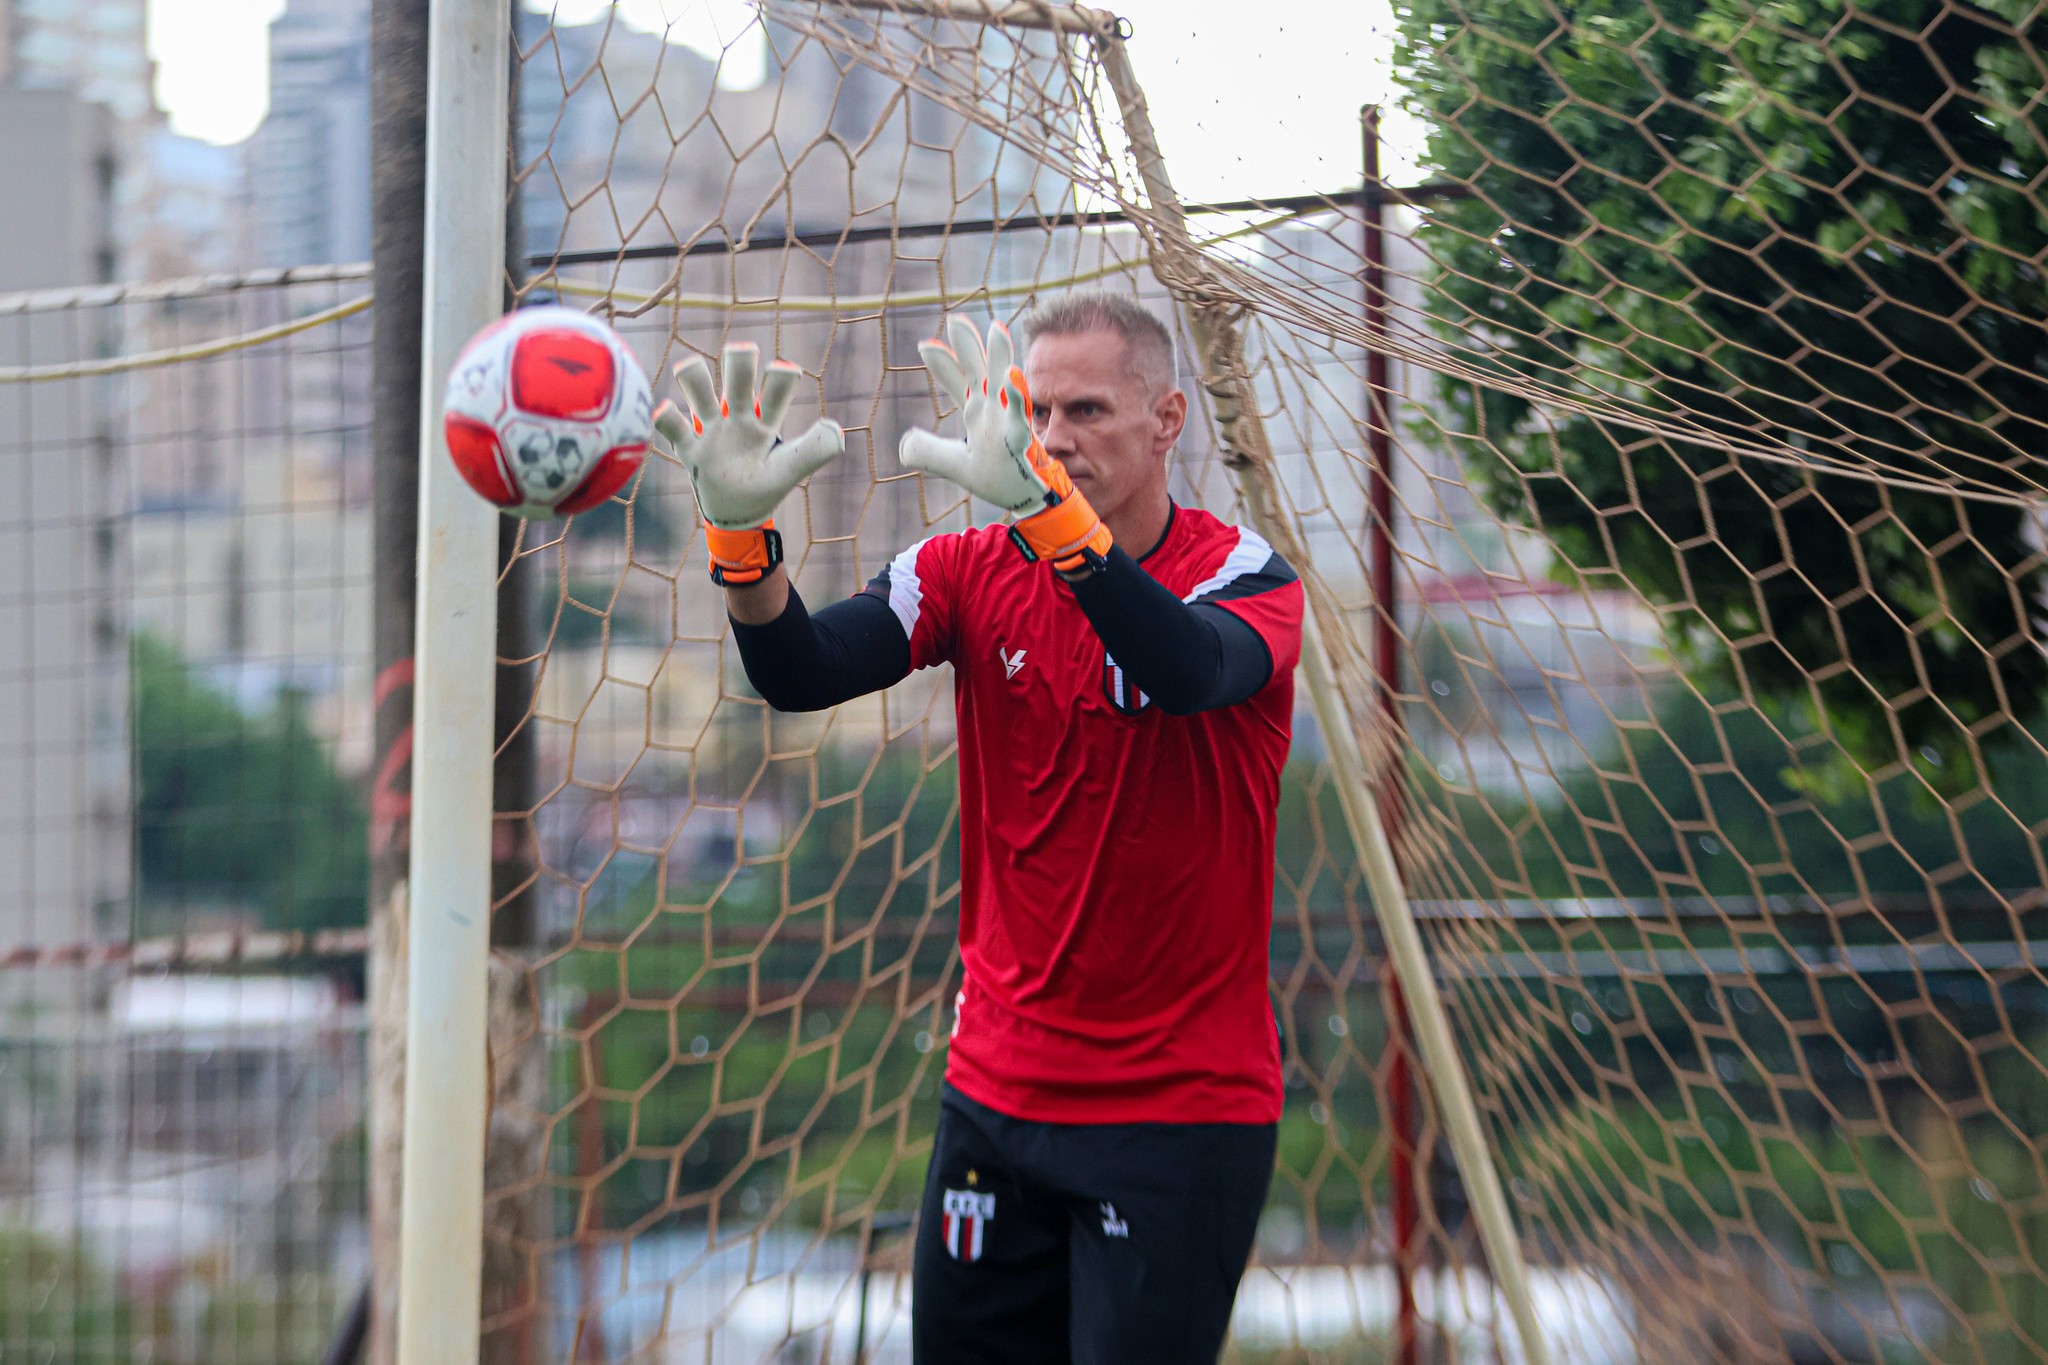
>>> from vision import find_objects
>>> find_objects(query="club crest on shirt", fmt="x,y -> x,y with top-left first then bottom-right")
941,1186 -> 996,1262
1102,650 -> 1151,715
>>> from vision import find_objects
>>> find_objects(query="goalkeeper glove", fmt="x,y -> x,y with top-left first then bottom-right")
899,316 -> 1113,575
652,343 -> 844,585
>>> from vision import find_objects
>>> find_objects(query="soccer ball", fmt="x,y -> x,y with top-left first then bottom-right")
442,305 -> 654,519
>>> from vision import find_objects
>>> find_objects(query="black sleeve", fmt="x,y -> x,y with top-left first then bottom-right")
1065,546 -> 1279,715
729,586 -> 912,712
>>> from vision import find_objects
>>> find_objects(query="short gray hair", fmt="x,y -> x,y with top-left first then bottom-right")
1022,291 -> 1176,397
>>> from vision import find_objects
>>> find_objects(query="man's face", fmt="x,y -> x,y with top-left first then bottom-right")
1023,329 -> 1186,533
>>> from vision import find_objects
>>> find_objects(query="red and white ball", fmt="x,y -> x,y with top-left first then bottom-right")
442,305 -> 653,519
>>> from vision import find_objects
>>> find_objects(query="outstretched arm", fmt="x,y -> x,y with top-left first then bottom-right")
726,569 -> 911,712
1066,548 -> 1275,715
655,343 -> 909,710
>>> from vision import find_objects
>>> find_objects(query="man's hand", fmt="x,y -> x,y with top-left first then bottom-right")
653,342 -> 843,585
900,317 -> 1112,574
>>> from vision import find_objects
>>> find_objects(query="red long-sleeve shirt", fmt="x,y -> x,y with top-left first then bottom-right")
863,504 -> 1302,1123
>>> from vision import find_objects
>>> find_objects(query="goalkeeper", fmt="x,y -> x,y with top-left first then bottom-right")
655,292 -> 1301,1364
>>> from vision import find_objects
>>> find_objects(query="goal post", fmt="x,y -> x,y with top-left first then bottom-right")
394,1 -> 508,1363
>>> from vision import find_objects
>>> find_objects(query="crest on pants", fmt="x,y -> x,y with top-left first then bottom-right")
941,1187 -> 996,1262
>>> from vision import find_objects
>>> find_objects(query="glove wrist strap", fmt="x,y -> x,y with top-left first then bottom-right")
1007,492 -> 1113,575
705,521 -> 782,586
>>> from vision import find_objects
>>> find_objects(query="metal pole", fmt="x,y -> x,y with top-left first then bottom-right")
856,1272 -> 872,1362
482,18 -> 546,1361
491,12 -> 539,963
854,1211 -> 913,1363
573,995 -> 611,1365
396,1 -> 509,1362
317,1281 -> 373,1365
1362,103 -> 1420,1365
367,1 -> 429,1361
1362,104 -> 1399,805
1387,974 -> 1421,1364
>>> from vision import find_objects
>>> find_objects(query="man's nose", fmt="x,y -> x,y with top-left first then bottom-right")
1037,408 -> 1075,458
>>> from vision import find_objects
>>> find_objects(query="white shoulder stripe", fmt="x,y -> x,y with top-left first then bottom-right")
1182,527 -> 1274,603
884,537 -> 936,639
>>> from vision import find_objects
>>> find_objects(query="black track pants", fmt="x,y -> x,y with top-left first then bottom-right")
911,1084 -> 1277,1364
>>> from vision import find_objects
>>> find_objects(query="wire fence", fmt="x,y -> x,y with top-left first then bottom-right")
0,271 -> 374,1365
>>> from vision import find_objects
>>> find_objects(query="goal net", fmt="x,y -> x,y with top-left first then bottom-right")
489,1 -> 2048,1360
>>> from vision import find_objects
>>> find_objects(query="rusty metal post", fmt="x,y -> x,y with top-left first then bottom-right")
366,2 -> 430,1360
1361,103 -> 1421,1365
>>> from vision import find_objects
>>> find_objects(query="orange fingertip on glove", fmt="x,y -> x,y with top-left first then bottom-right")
1000,366 -> 1114,575
704,521 -> 783,586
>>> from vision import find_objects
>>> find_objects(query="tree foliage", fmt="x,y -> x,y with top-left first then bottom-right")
1395,0 -> 2048,795
134,632 -> 367,931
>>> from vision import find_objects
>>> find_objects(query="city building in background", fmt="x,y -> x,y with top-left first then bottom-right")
245,0 -> 371,270
0,86 -> 129,952
0,86 -> 118,292
0,0 -> 245,281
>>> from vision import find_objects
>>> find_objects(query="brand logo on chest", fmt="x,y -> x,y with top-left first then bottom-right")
998,646 -> 1028,680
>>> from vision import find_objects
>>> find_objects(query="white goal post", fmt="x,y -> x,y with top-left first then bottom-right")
394,2 -> 508,1364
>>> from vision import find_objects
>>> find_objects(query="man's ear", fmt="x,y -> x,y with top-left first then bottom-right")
1154,387 -> 1188,457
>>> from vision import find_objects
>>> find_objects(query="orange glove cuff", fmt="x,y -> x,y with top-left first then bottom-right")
704,520 -> 782,586
1011,494 -> 1112,573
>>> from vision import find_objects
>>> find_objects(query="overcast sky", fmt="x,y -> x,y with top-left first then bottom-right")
148,0 -> 1424,198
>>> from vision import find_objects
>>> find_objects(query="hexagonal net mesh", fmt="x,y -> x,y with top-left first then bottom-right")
490,1 -> 2048,1361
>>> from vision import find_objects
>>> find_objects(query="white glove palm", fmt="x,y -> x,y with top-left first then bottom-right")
653,343 -> 844,530
899,317 -> 1052,516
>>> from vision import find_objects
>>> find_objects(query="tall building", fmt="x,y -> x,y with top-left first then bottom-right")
0,0 -> 149,268
0,87 -> 130,950
0,0 -> 153,122
0,87 -> 117,290
1,0 -> 175,277
245,0 -> 371,269
0,0 -> 249,282
134,128 -> 248,279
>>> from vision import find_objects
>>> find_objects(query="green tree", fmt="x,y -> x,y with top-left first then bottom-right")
1420,679 -> 2048,912
1395,0 -> 2048,796
134,633 -> 368,931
